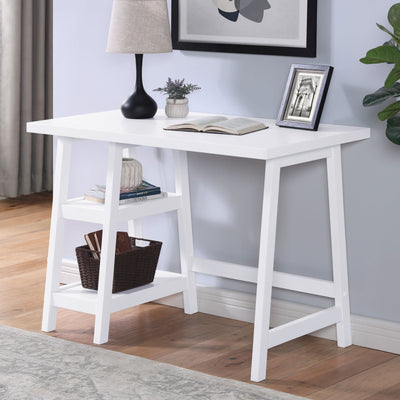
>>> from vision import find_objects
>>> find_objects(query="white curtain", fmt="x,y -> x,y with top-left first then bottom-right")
0,0 -> 53,198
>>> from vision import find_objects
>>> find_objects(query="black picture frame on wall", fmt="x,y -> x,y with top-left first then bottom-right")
276,64 -> 334,131
171,0 -> 317,57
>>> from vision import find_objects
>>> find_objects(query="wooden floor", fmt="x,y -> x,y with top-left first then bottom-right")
1,192 -> 399,399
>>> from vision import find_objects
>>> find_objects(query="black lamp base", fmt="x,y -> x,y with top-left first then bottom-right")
121,53 -> 157,119
121,89 -> 157,119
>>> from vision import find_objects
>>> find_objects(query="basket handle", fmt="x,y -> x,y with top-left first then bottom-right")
132,237 -> 150,246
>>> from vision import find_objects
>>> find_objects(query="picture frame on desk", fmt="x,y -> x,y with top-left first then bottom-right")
276,64 -> 334,131
171,0 -> 317,57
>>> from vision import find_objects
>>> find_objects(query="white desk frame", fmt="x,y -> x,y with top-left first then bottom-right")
27,110 -> 370,382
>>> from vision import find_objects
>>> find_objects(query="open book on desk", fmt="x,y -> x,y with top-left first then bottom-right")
164,116 -> 268,135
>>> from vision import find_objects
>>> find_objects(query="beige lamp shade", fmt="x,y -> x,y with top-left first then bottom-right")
107,0 -> 172,54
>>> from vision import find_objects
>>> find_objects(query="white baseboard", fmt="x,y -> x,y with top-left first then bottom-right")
61,259 -> 81,284
158,287 -> 400,355
61,260 -> 400,355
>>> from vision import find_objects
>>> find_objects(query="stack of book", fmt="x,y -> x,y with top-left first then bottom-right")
84,180 -> 167,204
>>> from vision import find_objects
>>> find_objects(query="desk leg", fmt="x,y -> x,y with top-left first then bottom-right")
174,150 -> 198,314
93,143 -> 124,344
251,159 -> 281,382
327,146 -> 352,347
42,137 -> 73,332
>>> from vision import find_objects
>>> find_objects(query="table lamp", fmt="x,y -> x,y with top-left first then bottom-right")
107,0 -> 172,119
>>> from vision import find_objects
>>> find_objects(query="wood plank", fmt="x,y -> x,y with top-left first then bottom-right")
105,309 -> 249,360
0,208 -> 51,228
264,335 -> 352,381
156,323 -> 254,368
265,346 -> 396,397
0,193 -> 52,220
310,357 -> 400,400
365,382 -> 400,400
191,344 -> 254,380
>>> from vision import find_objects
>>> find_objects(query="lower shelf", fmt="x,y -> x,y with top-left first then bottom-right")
53,270 -> 187,315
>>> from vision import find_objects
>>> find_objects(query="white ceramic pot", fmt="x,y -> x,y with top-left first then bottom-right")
121,158 -> 142,190
165,98 -> 189,118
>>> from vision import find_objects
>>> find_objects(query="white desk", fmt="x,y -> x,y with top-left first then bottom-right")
27,110 -> 370,382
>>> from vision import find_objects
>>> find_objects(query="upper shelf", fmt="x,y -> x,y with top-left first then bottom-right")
62,193 -> 182,224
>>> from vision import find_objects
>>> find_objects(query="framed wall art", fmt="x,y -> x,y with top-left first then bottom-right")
171,0 -> 317,57
276,64 -> 334,131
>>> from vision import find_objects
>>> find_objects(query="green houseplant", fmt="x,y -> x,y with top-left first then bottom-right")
154,78 -> 200,118
154,78 -> 200,100
360,3 -> 400,144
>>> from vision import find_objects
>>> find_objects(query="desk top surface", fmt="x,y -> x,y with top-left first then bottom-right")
27,110 -> 370,160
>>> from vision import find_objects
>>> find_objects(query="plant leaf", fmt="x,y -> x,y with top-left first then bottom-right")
385,65 -> 400,87
377,23 -> 400,47
377,101 -> 400,120
360,45 -> 400,64
383,38 -> 399,48
386,116 -> 400,144
388,4 -> 400,37
362,82 -> 400,106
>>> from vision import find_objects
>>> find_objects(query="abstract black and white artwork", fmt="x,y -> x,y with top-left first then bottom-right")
277,64 -> 334,131
212,0 -> 271,23
171,0 -> 317,56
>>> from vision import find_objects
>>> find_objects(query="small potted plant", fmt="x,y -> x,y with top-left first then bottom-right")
154,78 -> 200,118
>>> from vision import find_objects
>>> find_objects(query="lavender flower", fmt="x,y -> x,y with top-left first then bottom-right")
154,78 -> 201,100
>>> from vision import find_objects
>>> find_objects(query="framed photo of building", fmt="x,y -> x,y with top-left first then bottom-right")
276,64 -> 334,131
171,0 -> 317,57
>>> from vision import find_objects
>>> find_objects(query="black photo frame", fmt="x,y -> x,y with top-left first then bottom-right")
171,0 -> 317,57
276,64 -> 333,131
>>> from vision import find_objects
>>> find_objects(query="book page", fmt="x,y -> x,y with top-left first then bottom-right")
166,116 -> 227,130
204,118 -> 267,134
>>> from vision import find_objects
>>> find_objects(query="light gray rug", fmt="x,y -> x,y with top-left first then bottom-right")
0,325 -> 308,400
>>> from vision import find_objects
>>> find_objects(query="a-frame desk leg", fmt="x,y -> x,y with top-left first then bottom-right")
42,137 -> 73,332
93,142 -> 124,344
327,145 -> 352,347
174,150 -> 198,314
251,159 -> 281,382
250,147 -> 352,382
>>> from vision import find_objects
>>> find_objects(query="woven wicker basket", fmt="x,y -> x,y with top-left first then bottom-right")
75,237 -> 162,293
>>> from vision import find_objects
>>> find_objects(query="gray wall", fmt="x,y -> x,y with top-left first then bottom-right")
54,0 -> 400,323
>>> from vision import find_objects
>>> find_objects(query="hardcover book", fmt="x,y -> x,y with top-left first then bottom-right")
84,231 -> 100,260
83,192 -> 166,204
84,230 -> 132,255
84,180 -> 164,203
95,180 -> 160,198
164,116 -> 268,135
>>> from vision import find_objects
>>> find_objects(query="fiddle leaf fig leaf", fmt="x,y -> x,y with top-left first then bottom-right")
360,3 -> 400,145
388,4 -> 400,37
362,83 -> 400,106
360,45 -> 400,64
383,38 -> 399,48
386,116 -> 400,144
377,23 -> 400,47
385,65 -> 400,87
377,101 -> 400,120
